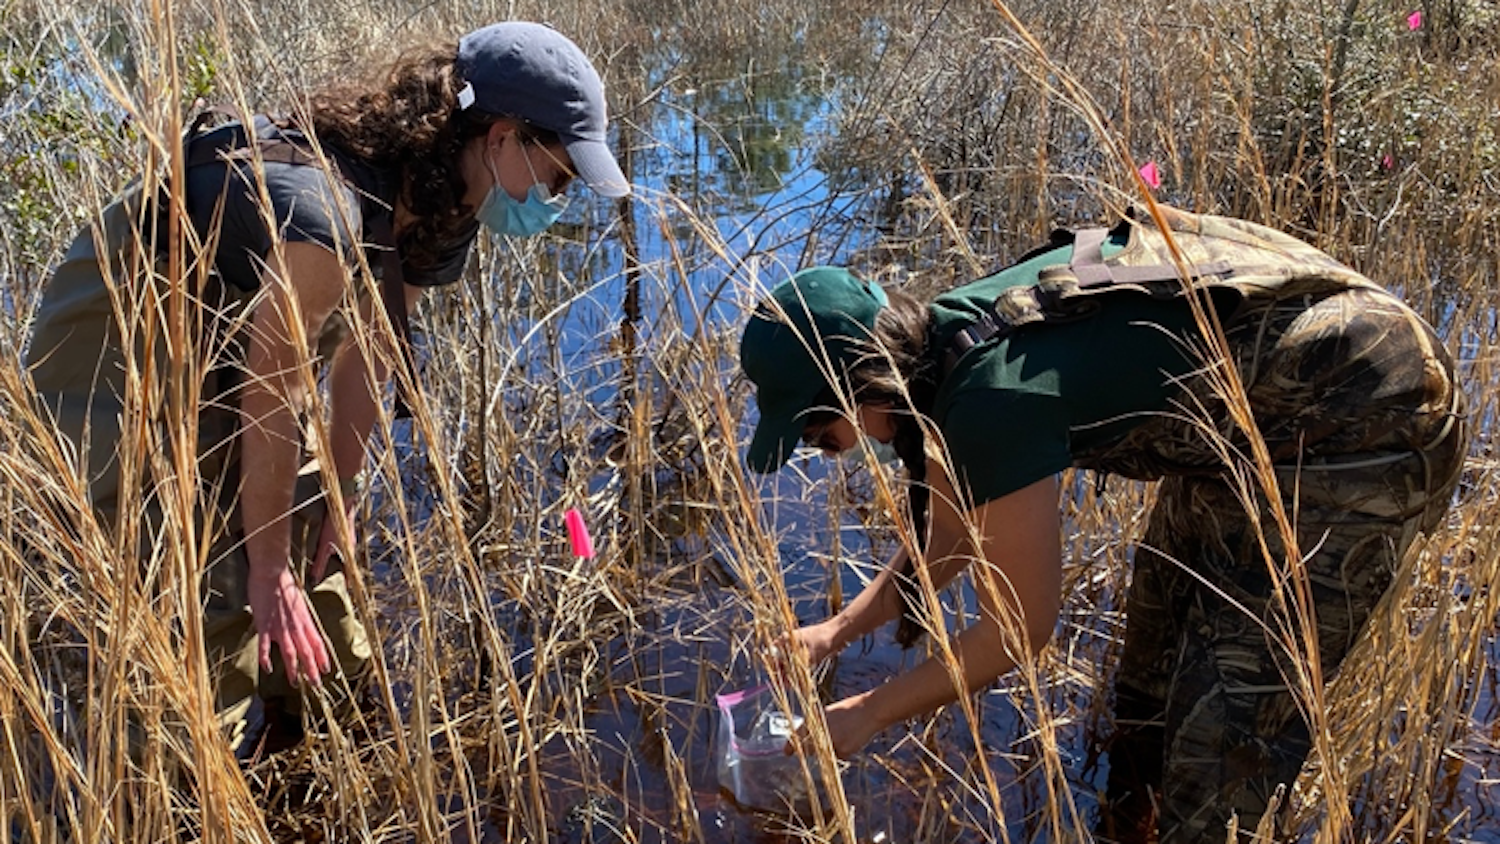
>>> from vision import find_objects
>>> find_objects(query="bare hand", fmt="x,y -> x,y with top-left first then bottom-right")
792,619 -> 844,666
788,695 -> 883,760
246,563 -> 331,685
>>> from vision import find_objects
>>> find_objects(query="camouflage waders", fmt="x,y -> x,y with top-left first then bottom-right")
1080,286 -> 1466,842
939,206 -> 1466,841
25,186 -> 372,757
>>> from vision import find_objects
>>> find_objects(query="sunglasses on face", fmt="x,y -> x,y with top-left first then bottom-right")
515,137 -> 577,197
544,158 -> 576,196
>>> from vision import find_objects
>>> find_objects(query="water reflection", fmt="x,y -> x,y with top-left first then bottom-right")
653,62 -> 822,201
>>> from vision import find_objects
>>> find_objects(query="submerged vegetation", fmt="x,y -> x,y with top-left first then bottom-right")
2,0 -> 1498,841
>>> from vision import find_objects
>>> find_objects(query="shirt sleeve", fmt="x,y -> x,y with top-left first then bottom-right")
190,158 -> 363,292
937,386 -> 1072,506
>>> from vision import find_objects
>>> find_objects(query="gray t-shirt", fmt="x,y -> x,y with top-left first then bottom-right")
182,116 -> 480,291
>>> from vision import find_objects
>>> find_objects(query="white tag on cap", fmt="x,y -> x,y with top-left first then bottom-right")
457,81 -> 475,110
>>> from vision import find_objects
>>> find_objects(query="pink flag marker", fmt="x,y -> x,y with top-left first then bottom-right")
1138,161 -> 1162,190
1407,10 -> 1422,30
1382,153 -> 1395,170
564,508 -> 595,559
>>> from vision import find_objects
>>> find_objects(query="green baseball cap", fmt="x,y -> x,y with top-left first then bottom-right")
739,266 -> 889,473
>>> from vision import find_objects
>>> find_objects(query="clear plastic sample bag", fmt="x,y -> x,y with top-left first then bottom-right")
714,685 -> 809,812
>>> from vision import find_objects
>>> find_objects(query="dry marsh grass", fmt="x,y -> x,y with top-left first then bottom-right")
2,0 -> 1497,842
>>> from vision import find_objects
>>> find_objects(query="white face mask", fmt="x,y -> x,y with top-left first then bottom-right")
840,435 -> 900,468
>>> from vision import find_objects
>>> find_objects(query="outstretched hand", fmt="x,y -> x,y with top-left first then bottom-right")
768,620 -> 842,683
246,563 -> 330,685
780,621 -> 882,760
787,695 -> 883,761
792,619 -> 844,666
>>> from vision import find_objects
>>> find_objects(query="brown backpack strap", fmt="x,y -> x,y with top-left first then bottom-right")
183,110 -> 340,175
942,267 -> 1103,376
1069,222 -> 1234,287
941,218 -> 1239,376
1069,227 -> 1111,284
942,226 -> 1114,375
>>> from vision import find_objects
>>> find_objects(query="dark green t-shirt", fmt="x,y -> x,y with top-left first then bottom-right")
928,239 -> 1237,505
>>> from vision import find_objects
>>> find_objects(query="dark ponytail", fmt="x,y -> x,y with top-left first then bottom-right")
888,402 -> 932,648
844,286 -> 938,648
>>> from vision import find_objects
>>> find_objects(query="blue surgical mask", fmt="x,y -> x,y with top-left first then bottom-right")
474,144 -> 569,237
475,182 -> 568,237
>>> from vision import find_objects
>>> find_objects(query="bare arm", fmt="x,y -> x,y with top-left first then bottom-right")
238,241 -> 349,683
325,320 -> 380,486
311,281 -> 423,579
797,463 -> 976,662
812,471 -> 1063,757
324,280 -> 422,482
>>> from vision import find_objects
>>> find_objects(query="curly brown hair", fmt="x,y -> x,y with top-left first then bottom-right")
298,43 -> 558,273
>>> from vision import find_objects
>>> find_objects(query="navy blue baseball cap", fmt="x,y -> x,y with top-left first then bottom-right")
457,22 -> 630,198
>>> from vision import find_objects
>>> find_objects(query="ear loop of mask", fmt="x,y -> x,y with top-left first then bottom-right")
521,139 -> 571,207
474,130 -> 569,236
803,404 -> 898,467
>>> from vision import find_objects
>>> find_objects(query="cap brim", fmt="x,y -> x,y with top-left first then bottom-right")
564,136 -> 631,198
745,401 -> 812,474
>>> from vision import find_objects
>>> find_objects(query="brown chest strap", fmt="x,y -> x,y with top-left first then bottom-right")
943,225 -> 1235,376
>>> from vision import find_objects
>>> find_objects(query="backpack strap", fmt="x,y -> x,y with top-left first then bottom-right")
183,109 -> 344,176
942,264 -> 1103,375
942,214 -> 1238,376
1070,216 -> 1235,288
1069,226 -> 1111,281
942,225 -> 1117,374
367,212 -> 416,419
